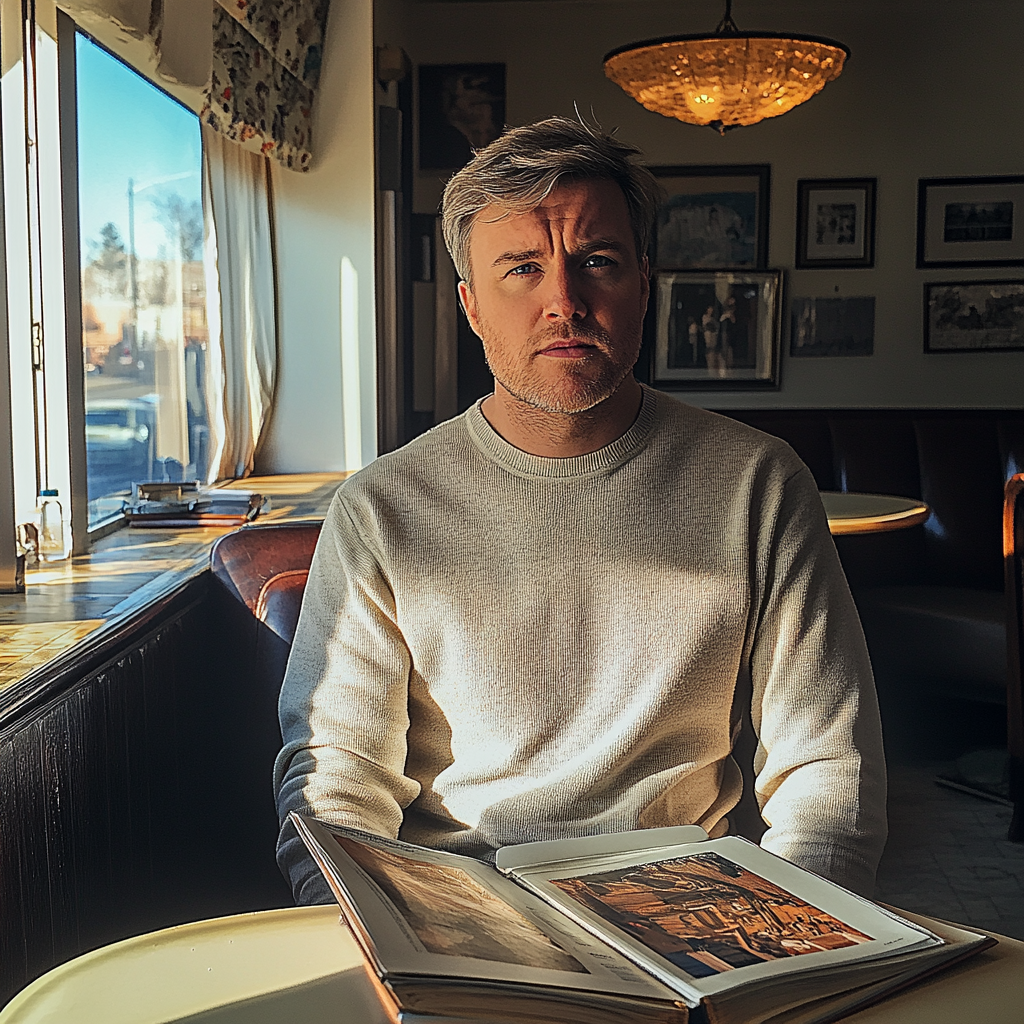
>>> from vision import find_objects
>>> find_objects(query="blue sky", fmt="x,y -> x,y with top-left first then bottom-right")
76,32 -> 202,262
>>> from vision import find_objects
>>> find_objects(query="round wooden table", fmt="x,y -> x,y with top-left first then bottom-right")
820,491 -> 930,536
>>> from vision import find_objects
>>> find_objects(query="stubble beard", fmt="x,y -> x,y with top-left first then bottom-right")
477,319 -> 638,416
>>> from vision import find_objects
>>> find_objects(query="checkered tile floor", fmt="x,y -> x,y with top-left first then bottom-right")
874,695 -> 1024,940
877,760 -> 1024,938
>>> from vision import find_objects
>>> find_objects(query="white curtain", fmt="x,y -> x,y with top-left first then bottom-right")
201,123 -> 277,481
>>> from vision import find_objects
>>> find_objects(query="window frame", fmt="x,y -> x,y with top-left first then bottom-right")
0,90 -> 18,590
1,4 -> 76,566
56,8 -> 89,552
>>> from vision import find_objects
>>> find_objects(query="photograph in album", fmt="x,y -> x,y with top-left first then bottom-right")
336,835 -> 587,971
550,852 -> 870,978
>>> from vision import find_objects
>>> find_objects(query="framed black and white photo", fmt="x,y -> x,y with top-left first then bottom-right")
924,280 -> 1024,352
796,179 -> 876,268
648,165 -> 770,271
790,296 -> 875,357
418,64 -> 505,171
917,176 -> 1024,268
652,270 -> 782,389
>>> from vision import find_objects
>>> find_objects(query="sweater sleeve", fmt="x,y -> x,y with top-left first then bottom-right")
273,491 -> 421,903
747,462 -> 887,897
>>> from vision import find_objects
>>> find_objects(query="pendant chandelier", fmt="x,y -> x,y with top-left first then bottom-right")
603,0 -> 849,135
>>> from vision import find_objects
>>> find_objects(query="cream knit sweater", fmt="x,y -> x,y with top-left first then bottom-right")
275,386 -> 886,900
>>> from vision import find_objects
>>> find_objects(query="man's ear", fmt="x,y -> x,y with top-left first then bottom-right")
458,280 -> 482,339
639,255 -> 651,315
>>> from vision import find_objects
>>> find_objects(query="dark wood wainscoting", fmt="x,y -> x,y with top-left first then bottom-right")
0,574 -> 291,1006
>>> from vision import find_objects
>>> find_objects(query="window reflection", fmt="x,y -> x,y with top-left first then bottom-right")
77,33 -> 209,527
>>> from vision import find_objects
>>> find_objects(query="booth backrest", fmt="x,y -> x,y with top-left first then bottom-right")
207,521 -> 323,909
725,409 -> 1024,591
255,569 -> 310,645
210,521 -> 322,612
208,519 -> 323,715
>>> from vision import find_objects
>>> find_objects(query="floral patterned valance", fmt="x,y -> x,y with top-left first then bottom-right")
58,0 -> 330,171
203,0 -> 330,171
212,0 -> 327,87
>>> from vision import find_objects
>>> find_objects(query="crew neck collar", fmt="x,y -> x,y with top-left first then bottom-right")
464,384 -> 660,479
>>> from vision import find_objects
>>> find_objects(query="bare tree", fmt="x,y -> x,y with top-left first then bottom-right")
85,221 -> 129,296
150,192 -> 204,262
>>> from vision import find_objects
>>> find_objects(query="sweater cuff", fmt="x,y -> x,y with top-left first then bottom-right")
277,818 -> 336,905
761,836 -> 878,899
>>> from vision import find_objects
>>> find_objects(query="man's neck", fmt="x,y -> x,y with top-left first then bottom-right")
480,377 -> 643,458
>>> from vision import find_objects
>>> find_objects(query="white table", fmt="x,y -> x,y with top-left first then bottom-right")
820,491 -> 930,536
0,906 -> 388,1024
1,905 -> 1022,1024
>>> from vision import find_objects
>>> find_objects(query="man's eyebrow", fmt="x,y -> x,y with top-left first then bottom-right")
576,238 -> 629,255
491,249 -> 543,267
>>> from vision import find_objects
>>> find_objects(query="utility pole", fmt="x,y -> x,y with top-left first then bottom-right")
127,177 -> 139,353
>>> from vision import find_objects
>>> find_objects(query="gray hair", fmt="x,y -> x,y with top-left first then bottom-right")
441,117 -> 663,284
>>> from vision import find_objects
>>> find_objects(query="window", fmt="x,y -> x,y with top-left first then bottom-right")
75,32 -> 209,528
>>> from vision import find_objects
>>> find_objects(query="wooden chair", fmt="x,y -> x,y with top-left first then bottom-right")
205,521 -> 323,906
1003,474 -> 1024,841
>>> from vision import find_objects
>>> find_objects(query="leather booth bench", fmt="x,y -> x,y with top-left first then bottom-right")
721,409 -> 1024,720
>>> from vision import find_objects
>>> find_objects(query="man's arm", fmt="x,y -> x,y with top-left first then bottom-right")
273,492 -> 420,903
747,461 -> 887,897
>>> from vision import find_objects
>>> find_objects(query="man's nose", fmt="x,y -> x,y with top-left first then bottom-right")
543,265 -> 587,321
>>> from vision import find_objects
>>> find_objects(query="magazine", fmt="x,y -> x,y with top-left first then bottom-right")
291,813 -> 994,1024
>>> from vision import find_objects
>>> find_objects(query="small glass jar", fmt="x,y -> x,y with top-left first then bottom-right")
37,489 -> 70,562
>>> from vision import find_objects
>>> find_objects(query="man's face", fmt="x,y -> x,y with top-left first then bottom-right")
458,178 -> 650,415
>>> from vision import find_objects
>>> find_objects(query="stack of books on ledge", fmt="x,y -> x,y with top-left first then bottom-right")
293,814 -> 994,1024
125,481 -> 267,527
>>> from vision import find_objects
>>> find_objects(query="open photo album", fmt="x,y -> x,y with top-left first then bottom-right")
291,813 -> 994,1024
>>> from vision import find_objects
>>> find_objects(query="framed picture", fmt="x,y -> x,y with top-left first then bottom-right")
790,297 -> 875,357
924,280 -> 1024,352
652,270 -> 783,389
795,178 -> 876,268
917,176 -> 1024,268
418,64 -> 505,171
648,165 -> 770,270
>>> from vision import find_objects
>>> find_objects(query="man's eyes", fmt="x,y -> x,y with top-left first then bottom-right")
506,254 -> 617,277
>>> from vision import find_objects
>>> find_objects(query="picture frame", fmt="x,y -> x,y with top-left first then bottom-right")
795,178 -> 876,268
652,270 -> 783,389
916,176 -> 1024,268
923,279 -> 1024,353
790,296 -> 875,357
418,64 -> 506,171
648,165 -> 770,271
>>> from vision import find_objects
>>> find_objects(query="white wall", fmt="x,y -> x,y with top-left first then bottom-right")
257,0 -> 379,473
383,0 -> 1024,409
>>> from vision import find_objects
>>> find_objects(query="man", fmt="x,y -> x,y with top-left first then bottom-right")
274,118 -> 886,904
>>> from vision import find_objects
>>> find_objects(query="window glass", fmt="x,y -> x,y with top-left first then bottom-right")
76,33 -> 209,527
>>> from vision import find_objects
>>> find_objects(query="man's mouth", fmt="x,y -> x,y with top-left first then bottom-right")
539,339 -> 598,359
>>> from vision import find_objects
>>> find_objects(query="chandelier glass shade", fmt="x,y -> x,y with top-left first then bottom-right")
604,26 -> 849,135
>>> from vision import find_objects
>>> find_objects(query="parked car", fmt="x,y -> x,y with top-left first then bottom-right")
85,397 -> 157,501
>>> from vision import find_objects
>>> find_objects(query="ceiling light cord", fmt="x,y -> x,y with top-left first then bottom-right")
715,0 -> 739,36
